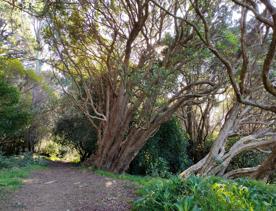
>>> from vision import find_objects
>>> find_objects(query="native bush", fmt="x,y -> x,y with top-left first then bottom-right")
226,138 -> 267,175
0,79 -> 32,155
128,118 -> 191,177
38,142 -> 60,158
53,116 -> 97,162
133,176 -> 276,211
228,150 -> 267,170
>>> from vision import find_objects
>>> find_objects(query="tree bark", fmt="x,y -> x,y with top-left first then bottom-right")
180,103 -> 276,179
251,144 -> 276,180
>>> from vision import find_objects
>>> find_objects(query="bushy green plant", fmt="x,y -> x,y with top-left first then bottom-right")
0,79 -> 32,155
0,153 -> 47,169
145,157 -> 171,178
133,176 -> 276,211
53,116 -> 97,161
129,118 -> 191,177
228,150 -> 267,171
39,142 -> 60,157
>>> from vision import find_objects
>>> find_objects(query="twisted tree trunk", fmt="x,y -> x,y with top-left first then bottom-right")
224,145 -> 276,181
180,103 -> 276,179
86,85 -> 177,173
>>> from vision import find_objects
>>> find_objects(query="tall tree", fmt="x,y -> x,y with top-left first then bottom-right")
42,0 -> 218,172
152,0 -> 276,179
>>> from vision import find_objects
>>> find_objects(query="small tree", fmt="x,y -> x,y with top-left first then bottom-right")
54,116 -> 97,162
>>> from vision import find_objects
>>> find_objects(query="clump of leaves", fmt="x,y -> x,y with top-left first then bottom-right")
53,116 -> 97,162
129,118 -> 191,177
133,176 -> 276,211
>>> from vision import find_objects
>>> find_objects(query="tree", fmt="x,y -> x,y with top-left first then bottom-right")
178,93 -> 227,163
54,115 -> 97,162
180,103 -> 275,179
0,79 -> 31,154
0,0 -> 58,153
41,0 -> 218,172
160,0 -> 276,179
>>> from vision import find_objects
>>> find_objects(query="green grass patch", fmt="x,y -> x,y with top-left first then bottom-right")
0,165 -> 44,190
94,169 -> 165,186
0,154 -> 48,200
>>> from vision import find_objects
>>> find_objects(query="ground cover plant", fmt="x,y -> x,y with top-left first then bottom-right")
133,176 -> 276,211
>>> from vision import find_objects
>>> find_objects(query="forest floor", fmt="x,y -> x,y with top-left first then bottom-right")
0,162 -> 137,211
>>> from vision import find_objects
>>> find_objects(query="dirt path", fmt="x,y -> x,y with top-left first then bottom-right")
1,162 -> 137,211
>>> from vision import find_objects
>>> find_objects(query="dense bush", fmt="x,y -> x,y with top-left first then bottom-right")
228,150 -> 267,170
54,116 -> 97,161
225,140 -> 272,180
0,153 -> 47,169
133,176 -> 276,211
0,79 -> 32,155
38,142 -> 60,158
128,118 -> 191,177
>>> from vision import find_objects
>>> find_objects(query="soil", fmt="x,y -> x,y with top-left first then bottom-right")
0,162 -> 137,211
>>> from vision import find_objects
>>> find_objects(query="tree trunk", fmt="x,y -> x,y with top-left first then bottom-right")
84,81 -> 183,172
182,104 -> 241,177
85,86 -> 161,173
180,103 -> 276,179
251,144 -> 276,180
90,124 -> 158,173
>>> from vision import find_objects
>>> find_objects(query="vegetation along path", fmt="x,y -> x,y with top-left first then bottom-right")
1,162 -> 136,211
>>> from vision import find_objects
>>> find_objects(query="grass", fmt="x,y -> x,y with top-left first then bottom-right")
0,165 -> 44,190
0,154 -> 48,200
94,169 -> 166,186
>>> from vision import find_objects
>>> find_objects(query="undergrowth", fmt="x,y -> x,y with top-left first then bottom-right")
133,176 -> 276,211
0,153 -> 47,199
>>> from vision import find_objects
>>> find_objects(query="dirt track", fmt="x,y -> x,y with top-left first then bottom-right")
0,162 -> 136,211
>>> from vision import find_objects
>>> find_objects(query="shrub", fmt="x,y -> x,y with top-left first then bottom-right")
53,116 -> 97,162
145,157 -> 171,178
228,150 -> 267,170
128,118 -> 191,177
0,80 -> 32,155
0,153 -> 47,169
133,176 -> 276,211
39,142 -> 60,157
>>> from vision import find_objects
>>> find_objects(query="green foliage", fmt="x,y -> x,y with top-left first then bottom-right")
0,80 -> 31,135
226,138 -> 267,174
228,150 -> 267,171
0,58 -> 26,77
144,157 -> 171,178
129,118 -> 191,177
0,153 -> 47,169
95,169 -> 165,187
133,176 -> 276,211
54,116 -> 97,161
0,154 -> 47,200
0,80 -> 31,154
39,142 -> 60,158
